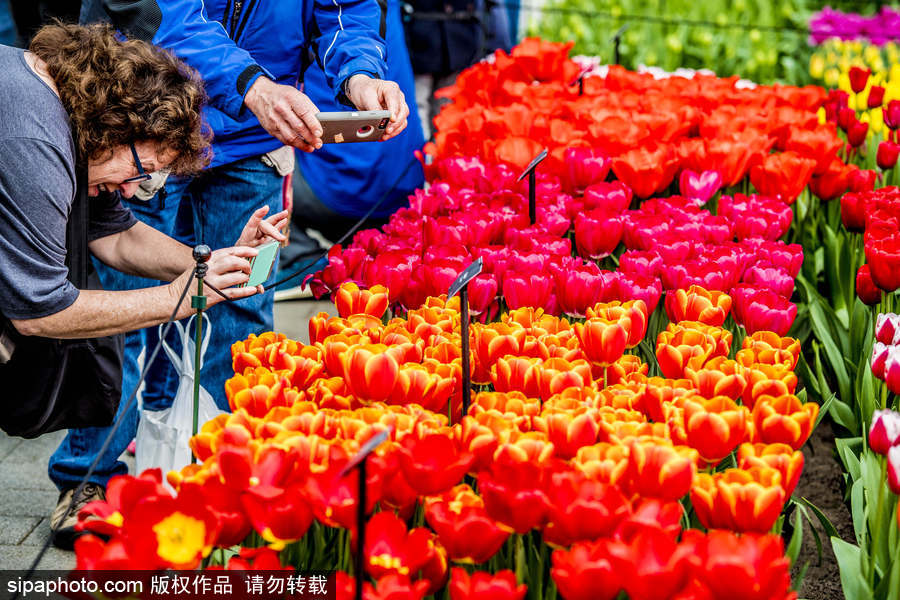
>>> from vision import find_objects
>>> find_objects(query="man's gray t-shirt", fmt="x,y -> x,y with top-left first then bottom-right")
0,45 -> 137,320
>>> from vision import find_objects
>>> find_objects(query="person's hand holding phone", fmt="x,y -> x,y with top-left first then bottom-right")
344,73 -> 409,141
244,76 -> 324,152
168,246 -> 260,319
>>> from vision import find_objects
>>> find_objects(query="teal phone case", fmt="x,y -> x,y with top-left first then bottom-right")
244,241 -> 280,287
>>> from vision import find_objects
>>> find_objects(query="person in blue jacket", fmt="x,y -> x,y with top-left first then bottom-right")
49,0 -> 409,549
281,0 -> 425,270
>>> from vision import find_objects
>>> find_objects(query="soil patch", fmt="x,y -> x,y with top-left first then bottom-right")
792,420 -> 855,600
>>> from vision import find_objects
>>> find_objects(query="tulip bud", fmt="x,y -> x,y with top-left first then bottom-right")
868,85 -> 886,109
849,66 -> 870,94
872,342 -> 890,381
857,265 -> 882,306
888,445 -> 900,495
869,409 -> 900,456
847,120 -> 869,148
885,100 -> 900,131
877,141 -> 900,170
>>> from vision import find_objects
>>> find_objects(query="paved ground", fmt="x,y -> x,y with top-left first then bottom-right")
0,298 -> 333,570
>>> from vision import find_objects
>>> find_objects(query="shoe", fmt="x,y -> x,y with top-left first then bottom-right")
50,483 -> 106,550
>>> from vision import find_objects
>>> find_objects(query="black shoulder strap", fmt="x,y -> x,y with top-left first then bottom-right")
64,161 -> 90,290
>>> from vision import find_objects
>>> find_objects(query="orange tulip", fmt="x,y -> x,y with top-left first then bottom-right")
655,328 -> 718,379
575,316 -> 630,367
751,394 -> 818,450
684,356 -> 747,401
470,322 -> 526,384
573,443 -> 629,485
334,282 -> 390,319
538,357 -> 593,401
636,377 -> 693,423
470,391 -> 540,430
341,344 -> 401,402
737,442 -> 804,498
491,356 -> 542,398
742,363 -> 798,409
455,415 -> 505,473
690,467 -> 785,533
623,440 -> 697,502
682,395 -> 749,465
231,332 -> 287,373
533,410 -> 600,460
604,354 -> 649,387
664,285 -> 732,327
738,331 -> 801,370
586,300 -> 649,348
309,312 -> 353,345
390,364 -> 454,413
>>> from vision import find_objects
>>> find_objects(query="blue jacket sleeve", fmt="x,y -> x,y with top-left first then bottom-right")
102,0 -> 267,121
313,0 -> 389,105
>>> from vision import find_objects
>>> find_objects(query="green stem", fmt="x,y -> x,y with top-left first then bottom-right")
869,457 -> 889,588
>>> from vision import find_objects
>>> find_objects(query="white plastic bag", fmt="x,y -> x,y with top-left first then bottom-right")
135,314 -> 225,475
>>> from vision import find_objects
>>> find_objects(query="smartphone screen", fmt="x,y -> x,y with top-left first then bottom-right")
243,241 -> 280,287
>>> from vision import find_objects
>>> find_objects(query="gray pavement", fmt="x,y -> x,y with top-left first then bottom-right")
0,298 -> 333,570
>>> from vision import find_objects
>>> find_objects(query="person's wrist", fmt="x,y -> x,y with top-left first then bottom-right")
244,76 -> 272,112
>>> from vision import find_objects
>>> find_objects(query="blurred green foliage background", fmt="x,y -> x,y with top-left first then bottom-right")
524,0 -> 893,85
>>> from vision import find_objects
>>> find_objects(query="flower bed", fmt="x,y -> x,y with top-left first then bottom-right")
74,283 -> 808,599
69,38 -> 900,599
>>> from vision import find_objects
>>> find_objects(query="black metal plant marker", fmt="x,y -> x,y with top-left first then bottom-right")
516,148 -> 549,225
339,427 -> 393,600
448,257 -> 484,419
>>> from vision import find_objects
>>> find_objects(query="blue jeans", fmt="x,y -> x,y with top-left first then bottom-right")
48,156 -> 284,491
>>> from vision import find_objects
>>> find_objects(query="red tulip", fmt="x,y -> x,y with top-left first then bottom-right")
449,569 -> 526,600
885,100 -> 900,131
742,265 -> 794,298
575,315 -> 630,367
849,65 -> 870,94
617,273 -> 663,314
841,192 -> 868,232
425,485 -> 509,564
871,342 -> 890,380
608,525 -> 695,600
551,539 -> 626,600
679,169 -> 722,204
749,151 -> 816,204
574,210 -> 624,259
478,456 -> 550,534
865,232 -> 900,292
685,530 -> 795,600
503,271 -> 555,313
364,512 -> 433,580
583,181 -> 633,214
869,409 -> 900,456
611,143 -> 681,199
878,141 -> 900,170
563,147 -> 611,194
541,464 -> 631,547
808,159 -> 852,201
869,85 -> 886,109
888,446 -> 900,495
877,313 -> 900,344
848,168 -> 879,192
553,263 -> 608,317
398,431 -> 475,496
857,265 -> 882,305
731,285 -> 797,337
847,119 -> 869,148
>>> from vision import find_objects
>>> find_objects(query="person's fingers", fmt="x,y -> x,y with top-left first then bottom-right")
291,95 -> 323,149
258,219 -> 287,242
207,270 -> 252,290
210,253 -> 254,275
214,246 -> 259,262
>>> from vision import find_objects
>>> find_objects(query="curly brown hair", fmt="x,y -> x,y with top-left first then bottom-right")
29,22 -> 211,174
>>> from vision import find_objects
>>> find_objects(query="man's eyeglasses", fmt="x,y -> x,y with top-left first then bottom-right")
121,142 -> 153,184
